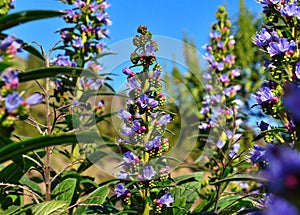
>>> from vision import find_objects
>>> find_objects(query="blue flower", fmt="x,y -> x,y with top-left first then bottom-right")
158,114 -> 171,125
263,145 -> 300,197
255,87 -> 277,105
145,43 -> 155,56
122,68 -> 135,77
123,151 -> 139,164
121,124 -> 133,136
114,183 -> 129,197
264,197 -> 298,215
284,85 -> 300,121
25,93 -> 43,106
255,28 -> 272,46
249,145 -> 266,164
143,165 -> 156,180
145,140 -> 154,151
5,92 -> 22,113
118,109 -> 132,121
280,1 -> 298,17
136,94 -> 149,108
127,77 -> 139,89
157,193 -> 174,207
152,136 -> 161,148
295,62 -> 300,79
1,70 -> 19,90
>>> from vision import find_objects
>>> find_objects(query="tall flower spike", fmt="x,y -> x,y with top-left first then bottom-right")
114,26 -> 173,214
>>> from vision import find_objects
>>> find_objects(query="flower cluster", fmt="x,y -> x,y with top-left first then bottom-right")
0,0 -> 15,15
114,26 -> 173,213
0,35 -> 22,63
250,0 -> 300,213
0,70 -> 43,134
200,6 -> 243,157
54,0 -> 111,67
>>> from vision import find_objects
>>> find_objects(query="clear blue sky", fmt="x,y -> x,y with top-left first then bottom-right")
5,0 -> 262,57
5,0 -> 263,88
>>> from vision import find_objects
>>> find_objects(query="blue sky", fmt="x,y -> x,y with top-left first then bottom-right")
5,1 -> 263,88
6,0 -> 262,56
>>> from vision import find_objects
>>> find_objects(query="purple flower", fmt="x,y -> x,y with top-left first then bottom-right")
143,165 -> 156,180
153,68 -> 161,77
114,183 -> 129,197
127,77 -> 139,89
118,109 -> 132,121
267,42 -> 281,56
5,92 -> 22,113
219,73 -> 229,83
145,141 -> 154,151
211,61 -> 224,71
284,85 -> 300,121
51,54 -> 71,66
263,145 -> 300,197
229,143 -> 240,158
217,140 -> 225,148
255,87 -> 277,105
121,124 -> 133,136
280,1 -> 297,17
255,28 -> 272,46
152,136 -> 161,148
278,38 -> 290,52
73,37 -> 84,48
148,98 -> 158,108
0,35 -> 22,52
210,31 -> 221,40
217,41 -> 225,49
157,193 -> 174,207
136,94 -> 149,108
264,197 -> 298,215
1,70 -> 19,90
250,145 -> 266,164
123,151 -> 139,164
158,114 -> 171,125
122,68 -> 134,77
132,120 -> 141,131
145,43 -> 155,56
25,93 -> 43,106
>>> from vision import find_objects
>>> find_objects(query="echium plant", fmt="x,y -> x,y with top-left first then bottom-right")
248,0 -> 300,213
197,6 -> 257,214
113,25 -> 174,214
0,21 -> 43,137
50,0 -> 112,132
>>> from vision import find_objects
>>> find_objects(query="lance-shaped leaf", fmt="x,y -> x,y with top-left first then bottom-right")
0,10 -> 65,31
19,66 -> 97,83
0,132 -> 99,163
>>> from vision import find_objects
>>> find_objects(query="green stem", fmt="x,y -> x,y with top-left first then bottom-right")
142,202 -> 151,215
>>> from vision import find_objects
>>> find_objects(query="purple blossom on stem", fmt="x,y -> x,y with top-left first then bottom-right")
250,145 -> 266,164
114,183 -> 129,197
255,87 -> 278,105
118,109 -> 132,121
123,151 -> 139,164
143,165 -> 156,180
255,28 -> 272,46
156,193 -> 174,207
1,70 -> 19,90
280,1 -> 298,17
5,92 -> 22,113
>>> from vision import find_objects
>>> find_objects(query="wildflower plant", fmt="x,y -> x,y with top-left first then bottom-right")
112,25 -> 175,214
248,0 -> 300,213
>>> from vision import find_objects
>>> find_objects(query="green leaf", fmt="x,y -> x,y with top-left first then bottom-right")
32,200 -> 67,215
52,178 -> 77,206
22,42 -> 45,61
74,184 -> 110,215
0,10 -> 65,31
19,175 -> 42,195
0,132 -> 99,163
209,174 -> 267,185
172,172 -> 203,212
173,172 -> 203,184
19,66 -> 97,83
